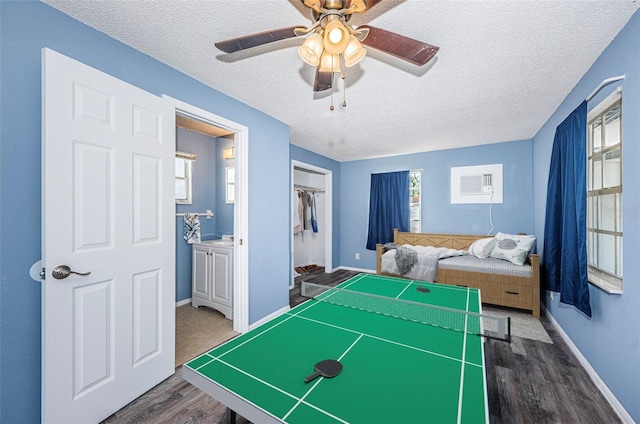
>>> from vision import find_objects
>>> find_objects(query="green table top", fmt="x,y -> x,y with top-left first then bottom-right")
183,273 -> 489,423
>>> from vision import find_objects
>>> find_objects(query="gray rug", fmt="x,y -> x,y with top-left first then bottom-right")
483,306 -> 553,344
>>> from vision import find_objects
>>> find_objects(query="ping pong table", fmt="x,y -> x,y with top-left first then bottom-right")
183,273 -> 508,423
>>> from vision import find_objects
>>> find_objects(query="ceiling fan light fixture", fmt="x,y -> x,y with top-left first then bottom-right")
298,33 -> 324,67
323,20 -> 350,54
343,35 -> 366,67
319,51 -> 341,73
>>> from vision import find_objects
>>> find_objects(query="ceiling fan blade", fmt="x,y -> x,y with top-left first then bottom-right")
314,68 -> 333,92
303,0 -> 323,14
360,0 -> 383,11
358,25 -> 439,66
215,26 -> 305,53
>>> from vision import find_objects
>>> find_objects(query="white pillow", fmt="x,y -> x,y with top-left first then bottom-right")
468,238 -> 497,258
489,232 -> 536,265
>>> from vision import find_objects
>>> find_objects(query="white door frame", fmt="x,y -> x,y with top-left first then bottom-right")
291,160 -> 332,288
163,96 -> 249,333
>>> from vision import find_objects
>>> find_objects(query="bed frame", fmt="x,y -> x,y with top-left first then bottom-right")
376,229 -> 540,317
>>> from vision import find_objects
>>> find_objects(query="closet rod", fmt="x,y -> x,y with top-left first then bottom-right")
176,210 -> 213,219
586,75 -> 625,102
294,184 -> 324,193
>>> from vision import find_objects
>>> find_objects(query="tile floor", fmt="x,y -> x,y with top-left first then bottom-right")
175,303 -> 237,368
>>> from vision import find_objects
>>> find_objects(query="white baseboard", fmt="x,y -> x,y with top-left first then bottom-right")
176,298 -> 192,307
336,265 -> 375,274
543,305 -> 633,423
249,305 -> 290,331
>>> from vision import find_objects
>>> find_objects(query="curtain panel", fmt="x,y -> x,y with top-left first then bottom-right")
543,101 -> 591,317
366,170 -> 410,250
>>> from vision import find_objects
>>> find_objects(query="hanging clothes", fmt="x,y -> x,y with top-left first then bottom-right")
302,191 -> 310,230
293,189 -> 303,234
310,192 -> 318,233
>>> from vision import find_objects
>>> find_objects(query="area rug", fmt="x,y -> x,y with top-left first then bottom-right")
483,306 -> 553,344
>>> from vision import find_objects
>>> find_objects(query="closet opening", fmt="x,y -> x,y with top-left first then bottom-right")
291,160 -> 333,289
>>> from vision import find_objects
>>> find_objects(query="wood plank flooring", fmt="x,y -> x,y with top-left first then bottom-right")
102,270 -> 622,424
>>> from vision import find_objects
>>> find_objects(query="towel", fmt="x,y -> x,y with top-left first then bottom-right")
183,213 -> 201,244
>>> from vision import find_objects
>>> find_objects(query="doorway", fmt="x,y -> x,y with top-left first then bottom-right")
173,116 -> 238,366
163,96 -> 250,337
291,160 -> 333,289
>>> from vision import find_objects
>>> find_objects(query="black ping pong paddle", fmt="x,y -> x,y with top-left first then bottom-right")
304,359 -> 343,383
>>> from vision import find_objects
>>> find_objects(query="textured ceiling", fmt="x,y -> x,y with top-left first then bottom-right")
43,0 -> 639,162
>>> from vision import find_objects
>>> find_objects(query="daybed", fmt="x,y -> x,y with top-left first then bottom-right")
376,229 -> 540,317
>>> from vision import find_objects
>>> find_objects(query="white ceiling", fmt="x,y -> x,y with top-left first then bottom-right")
44,0 -> 639,162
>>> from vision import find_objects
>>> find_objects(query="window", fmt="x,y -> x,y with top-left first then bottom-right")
409,170 -> 421,232
587,90 -> 622,292
175,151 -> 195,204
226,167 -> 235,204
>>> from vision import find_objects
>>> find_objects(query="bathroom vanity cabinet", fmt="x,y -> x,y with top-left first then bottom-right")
192,241 -> 233,319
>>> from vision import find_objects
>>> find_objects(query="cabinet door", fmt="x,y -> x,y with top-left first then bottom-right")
212,249 -> 232,306
193,245 -> 211,299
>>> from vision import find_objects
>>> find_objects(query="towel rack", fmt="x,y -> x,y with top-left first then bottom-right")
176,209 -> 213,219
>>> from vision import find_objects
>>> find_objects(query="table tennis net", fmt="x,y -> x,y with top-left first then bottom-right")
301,282 -> 510,342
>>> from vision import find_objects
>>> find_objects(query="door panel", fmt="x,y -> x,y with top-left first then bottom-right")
42,48 -> 175,423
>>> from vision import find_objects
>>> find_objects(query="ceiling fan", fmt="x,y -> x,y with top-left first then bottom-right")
214,0 -> 439,93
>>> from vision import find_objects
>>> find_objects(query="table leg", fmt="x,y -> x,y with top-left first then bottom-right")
225,407 -> 236,423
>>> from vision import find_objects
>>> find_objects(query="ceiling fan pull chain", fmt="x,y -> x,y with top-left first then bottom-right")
342,71 -> 347,107
330,74 -> 335,111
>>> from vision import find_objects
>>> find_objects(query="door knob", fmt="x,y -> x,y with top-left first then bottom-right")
52,265 -> 91,280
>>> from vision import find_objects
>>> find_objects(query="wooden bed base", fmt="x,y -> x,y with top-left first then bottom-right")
376,229 -> 540,317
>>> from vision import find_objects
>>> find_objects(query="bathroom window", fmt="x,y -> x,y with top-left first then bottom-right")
226,167 -> 235,204
176,151 -> 196,204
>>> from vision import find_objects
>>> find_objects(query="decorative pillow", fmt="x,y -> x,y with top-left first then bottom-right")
468,238 -> 496,258
489,232 -> 536,265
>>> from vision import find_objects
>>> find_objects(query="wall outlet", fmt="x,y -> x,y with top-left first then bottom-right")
355,253 -> 360,260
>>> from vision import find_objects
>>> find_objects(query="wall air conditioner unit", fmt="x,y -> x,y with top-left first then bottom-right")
460,174 -> 493,195
451,164 -> 503,204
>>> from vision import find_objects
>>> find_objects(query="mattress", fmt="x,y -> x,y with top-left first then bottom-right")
438,255 -> 533,278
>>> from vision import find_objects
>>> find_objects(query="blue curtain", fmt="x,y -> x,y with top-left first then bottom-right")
543,101 -> 591,317
366,171 -> 410,250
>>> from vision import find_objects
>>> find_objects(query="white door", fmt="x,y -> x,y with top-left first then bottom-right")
42,48 -> 175,423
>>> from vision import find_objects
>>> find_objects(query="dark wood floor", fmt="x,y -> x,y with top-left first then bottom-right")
102,270 -> 621,424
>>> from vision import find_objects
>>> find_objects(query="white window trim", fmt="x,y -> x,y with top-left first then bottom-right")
175,152 -> 195,205
410,169 -> 422,233
587,87 -> 623,294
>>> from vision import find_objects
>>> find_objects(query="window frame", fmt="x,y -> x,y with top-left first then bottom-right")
587,89 -> 623,293
175,151 -> 195,205
409,169 -> 422,233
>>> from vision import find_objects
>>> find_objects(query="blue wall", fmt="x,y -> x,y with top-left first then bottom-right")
290,144 -> 342,270
0,2 -> 290,422
532,10 -> 640,421
339,140 -> 534,270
